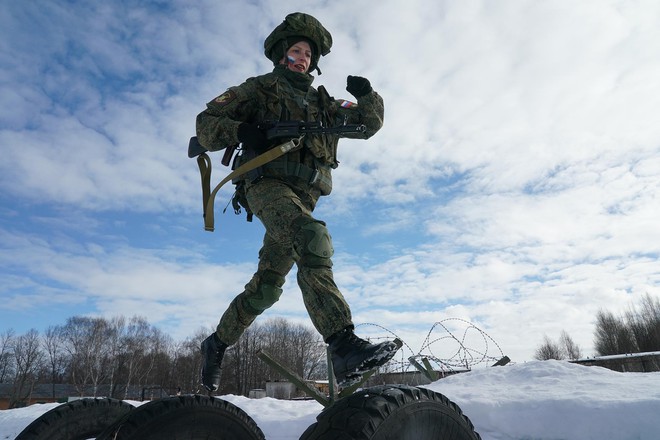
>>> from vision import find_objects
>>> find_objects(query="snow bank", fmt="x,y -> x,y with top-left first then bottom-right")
427,360 -> 660,440
1,360 -> 659,439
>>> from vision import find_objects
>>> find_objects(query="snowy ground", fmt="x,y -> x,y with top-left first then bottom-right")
1,360 -> 659,439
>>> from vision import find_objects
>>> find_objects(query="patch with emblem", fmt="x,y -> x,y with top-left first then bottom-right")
340,100 -> 355,108
214,90 -> 236,106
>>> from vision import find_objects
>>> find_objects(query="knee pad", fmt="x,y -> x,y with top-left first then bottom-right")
244,270 -> 284,314
294,219 -> 334,268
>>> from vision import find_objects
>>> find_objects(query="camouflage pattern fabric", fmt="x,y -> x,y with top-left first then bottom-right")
215,178 -> 353,344
196,64 -> 384,345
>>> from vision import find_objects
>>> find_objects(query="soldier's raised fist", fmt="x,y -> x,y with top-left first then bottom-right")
346,75 -> 372,98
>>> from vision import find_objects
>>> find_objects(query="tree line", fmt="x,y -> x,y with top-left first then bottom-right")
535,293 -> 660,360
0,316 -> 326,408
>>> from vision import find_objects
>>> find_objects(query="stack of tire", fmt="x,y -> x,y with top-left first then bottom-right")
16,385 -> 480,439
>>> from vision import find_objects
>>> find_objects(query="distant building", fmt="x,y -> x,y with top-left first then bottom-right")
571,351 -> 660,372
248,388 -> 267,399
265,381 -> 297,399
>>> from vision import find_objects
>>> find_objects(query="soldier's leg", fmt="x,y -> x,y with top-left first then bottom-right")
203,179 -> 307,391
215,233 -> 294,345
215,178 -> 353,341
247,178 -> 353,339
292,217 -> 353,340
214,179 -> 302,344
203,228 -> 294,391
293,219 -> 399,385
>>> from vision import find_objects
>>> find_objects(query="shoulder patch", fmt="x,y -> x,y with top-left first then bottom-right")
214,90 -> 236,106
340,100 -> 355,108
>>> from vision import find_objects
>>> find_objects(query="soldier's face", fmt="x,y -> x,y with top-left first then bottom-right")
282,41 -> 312,73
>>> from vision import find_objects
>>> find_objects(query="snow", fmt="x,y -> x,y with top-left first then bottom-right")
1,360 -> 659,439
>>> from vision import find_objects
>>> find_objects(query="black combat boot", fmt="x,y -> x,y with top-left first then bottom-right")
327,328 -> 399,387
200,333 -> 228,392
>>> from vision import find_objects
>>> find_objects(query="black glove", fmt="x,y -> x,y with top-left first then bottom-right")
237,122 -> 269,153
346,75 -> 372,98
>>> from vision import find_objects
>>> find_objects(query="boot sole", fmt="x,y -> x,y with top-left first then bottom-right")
335,341 -> 399,387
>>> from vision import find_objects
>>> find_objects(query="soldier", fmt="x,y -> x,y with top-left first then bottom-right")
196,12 -> 398,392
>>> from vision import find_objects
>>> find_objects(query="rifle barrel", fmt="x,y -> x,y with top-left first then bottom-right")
262,121 -> 366,140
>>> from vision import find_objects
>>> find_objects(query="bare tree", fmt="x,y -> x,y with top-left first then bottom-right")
0,315 -> 331,401
60,316 -> 112,396
0,329 -> 16,383
639,294 -> 660,350
534,335 -> 564,360
625,294 -> 660,353
146,332 -> 176,396
223,324 -> 267,396
262,319 -> 325,380
164,319 -> 324,397
120,316 -> 149,399
121,317 -> 168,399
43,326 -> 67,399
105,316 -> 126,399
559,330 -> 582,360
9,329 -> 44,408
169,328 -> 208,394
594,309 -> 637,355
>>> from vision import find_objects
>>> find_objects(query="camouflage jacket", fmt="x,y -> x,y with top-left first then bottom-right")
196,65 -> 384,196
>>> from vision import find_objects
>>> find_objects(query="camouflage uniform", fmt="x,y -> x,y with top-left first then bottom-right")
196,64 -> 384,344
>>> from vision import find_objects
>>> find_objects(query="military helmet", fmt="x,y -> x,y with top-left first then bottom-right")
264,12 -> 332,74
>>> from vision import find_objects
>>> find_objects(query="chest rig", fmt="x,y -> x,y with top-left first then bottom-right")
239,71 -> 339,194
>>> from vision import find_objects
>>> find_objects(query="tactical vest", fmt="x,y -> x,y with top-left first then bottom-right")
233,70 -> 339,196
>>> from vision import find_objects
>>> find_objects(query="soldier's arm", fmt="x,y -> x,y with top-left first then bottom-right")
196,85 -> 254,151
334,80 -> 384,140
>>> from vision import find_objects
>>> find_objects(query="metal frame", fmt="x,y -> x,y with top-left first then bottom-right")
257,338 -> 403,408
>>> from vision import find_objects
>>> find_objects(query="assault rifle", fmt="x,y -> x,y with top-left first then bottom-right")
187,121 -> 365,161
258,120 -> 366,140
189,120 -> 366,232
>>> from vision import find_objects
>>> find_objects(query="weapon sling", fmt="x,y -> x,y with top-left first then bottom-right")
196,137 -> 303,232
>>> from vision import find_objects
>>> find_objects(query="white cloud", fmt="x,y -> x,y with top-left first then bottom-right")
1,0 -> 659,363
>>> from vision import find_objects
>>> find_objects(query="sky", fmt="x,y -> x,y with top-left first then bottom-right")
1,0 -> 659,363
2,361 -> 660,439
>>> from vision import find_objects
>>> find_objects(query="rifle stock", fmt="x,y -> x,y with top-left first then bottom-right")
188,136 -> 238,167
187,136 -> 207,158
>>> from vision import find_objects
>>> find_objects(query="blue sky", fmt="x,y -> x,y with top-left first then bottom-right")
1,0 -> 659,363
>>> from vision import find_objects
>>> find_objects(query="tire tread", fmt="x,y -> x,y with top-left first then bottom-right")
300,385 -> 482,440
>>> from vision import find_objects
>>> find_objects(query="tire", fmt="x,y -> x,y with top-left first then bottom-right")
96,394 -> 265,440
300,385 -> 482,440
15,397 -> 133,440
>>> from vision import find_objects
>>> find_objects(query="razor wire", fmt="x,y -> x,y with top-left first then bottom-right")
356,318 -> 506,374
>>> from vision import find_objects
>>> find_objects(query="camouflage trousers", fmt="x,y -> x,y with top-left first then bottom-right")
215,177 -> 353,345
